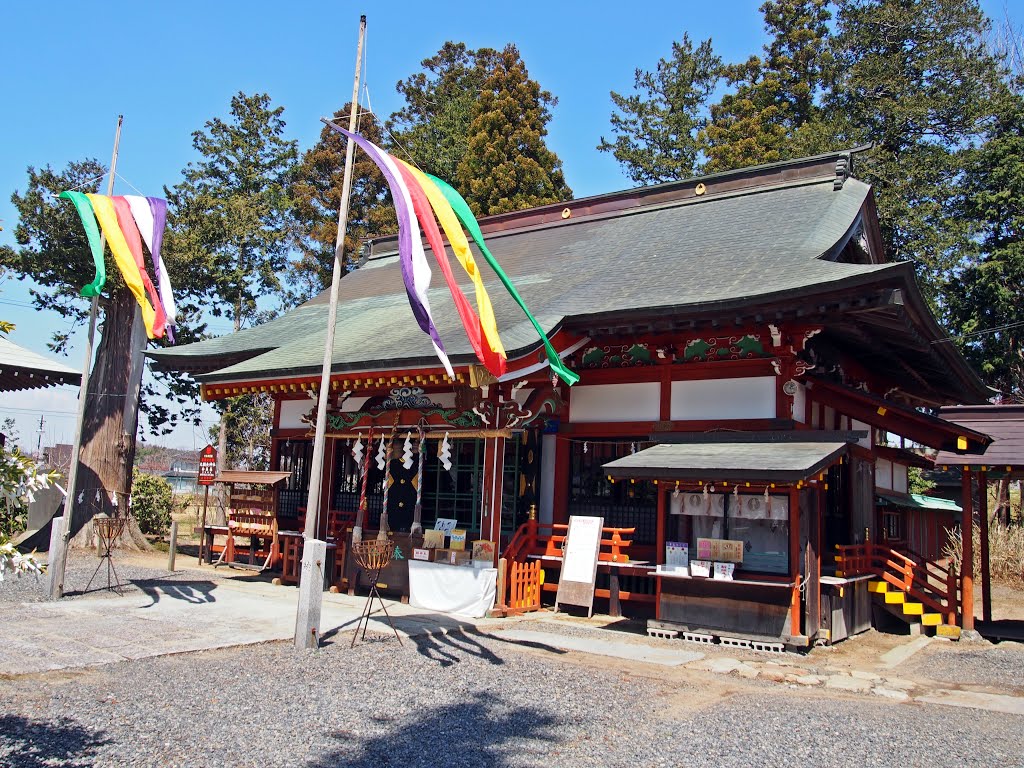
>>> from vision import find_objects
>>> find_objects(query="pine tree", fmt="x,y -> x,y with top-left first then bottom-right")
702,0 -> 832,172
289,106 -> 396,303
820,0 -> 1003,301
946,84 -> 1024,400
164,92 -> 297,502
386,42 -> 498,184
597,34 -> 722,184
455,44 -> 573,216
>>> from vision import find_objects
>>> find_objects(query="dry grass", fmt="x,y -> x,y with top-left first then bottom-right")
945,521 -> 1024,584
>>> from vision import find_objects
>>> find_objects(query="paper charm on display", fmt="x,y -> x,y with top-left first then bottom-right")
401,432 -> 414,470
59,191 -> 177,342
438,432 -> 452,471
325,125 -> 579,386
375,435 -> 387,471
351,436 -> 364,471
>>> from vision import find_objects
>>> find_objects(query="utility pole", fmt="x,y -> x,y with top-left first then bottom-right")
294,15 -> 366,650
36,415 -> 44,458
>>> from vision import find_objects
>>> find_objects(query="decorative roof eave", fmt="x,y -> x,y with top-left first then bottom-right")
196,328 -> 585,401
804,378 -> 991,453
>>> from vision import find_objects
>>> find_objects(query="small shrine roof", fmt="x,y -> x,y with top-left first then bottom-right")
603,440 -> 851,483
0,337 -> 81,392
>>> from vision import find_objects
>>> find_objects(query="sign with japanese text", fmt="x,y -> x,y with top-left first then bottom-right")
198,445 -> 217,486
696,538 -> 744,563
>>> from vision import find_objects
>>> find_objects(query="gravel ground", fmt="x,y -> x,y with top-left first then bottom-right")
0,554 -> 235,606
3,625 -> 1023,768
901,641 -> 1024,691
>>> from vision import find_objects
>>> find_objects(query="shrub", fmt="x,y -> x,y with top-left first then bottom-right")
944,521 -> 1024,584
131,470 -> 174,536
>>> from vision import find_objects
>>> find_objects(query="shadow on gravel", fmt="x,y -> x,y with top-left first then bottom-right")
412,628 -> 506,668
312,691 -> 557,767
0,714 -> 108,767
133,579 -> 218,607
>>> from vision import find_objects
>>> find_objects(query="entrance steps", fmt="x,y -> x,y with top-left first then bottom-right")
868,579 -> 943,632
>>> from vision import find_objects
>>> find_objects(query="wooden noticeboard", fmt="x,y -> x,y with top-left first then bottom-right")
555,515 -> 604,617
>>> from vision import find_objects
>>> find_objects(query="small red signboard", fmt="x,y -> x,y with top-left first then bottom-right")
198,445 -> 218,486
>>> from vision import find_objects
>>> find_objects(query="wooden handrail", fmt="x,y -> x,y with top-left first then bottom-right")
836,542 -> 959,618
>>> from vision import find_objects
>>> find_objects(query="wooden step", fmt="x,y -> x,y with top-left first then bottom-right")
902,602 -> 924,616
884,591 -> 906,604
921,613 -> 942,626
867,581 -> 889,594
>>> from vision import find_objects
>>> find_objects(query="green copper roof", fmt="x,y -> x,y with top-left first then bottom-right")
152,172 -> 892,383
877,492 -> 962,513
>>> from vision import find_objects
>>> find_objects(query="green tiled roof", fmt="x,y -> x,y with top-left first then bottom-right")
152,171 -> 893,383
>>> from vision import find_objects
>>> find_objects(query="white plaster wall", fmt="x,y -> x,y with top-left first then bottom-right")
851,419 -> 871,448
893,463 -> 908,494
670,376 -> 776,421
824,405 -> 835,429
279,399 -> 314,429
876,458 -> 893,490
568,383 -> 660,423
540,433 -> 556,525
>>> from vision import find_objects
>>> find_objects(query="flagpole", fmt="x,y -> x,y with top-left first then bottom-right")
294,15 -> 366,649
48,114 -> 124,600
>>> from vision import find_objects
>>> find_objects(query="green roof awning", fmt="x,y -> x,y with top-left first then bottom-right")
603,441 -> 850,483
876,492 -> 962,513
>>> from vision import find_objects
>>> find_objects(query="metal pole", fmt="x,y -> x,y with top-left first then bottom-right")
48,114 -> 124,600
198,484 -> 210,564
295,15 -> 366,650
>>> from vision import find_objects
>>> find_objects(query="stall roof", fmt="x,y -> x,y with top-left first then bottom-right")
0,337 -> 81,392
877,492 -> 962,513
603,441 -> 850,483
935,405 -> 1024,469
214,470 -> 291,485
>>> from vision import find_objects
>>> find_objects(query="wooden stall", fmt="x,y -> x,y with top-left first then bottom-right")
202,470 -> 291,571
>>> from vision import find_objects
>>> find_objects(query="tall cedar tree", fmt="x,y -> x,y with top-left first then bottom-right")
387,42 -> 498,184
164,92 -> 297,492
702,0 -> 832,172
290,107 -> 396,303
455,44 -> 572,216
0,160 -> 152,544
947,85 -> 1024,400
597,34 -> 722,184
821,0 -> 1002,302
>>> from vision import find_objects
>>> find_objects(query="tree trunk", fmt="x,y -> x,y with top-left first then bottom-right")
996,475 -> 1011,526
69,288 -> 150,550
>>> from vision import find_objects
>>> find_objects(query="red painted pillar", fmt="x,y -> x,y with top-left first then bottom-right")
961,469 -> 975,631
655,484 -> 666,621
789,485 -> 802,638
479,435 -> 506,565
979,469 -> 991,624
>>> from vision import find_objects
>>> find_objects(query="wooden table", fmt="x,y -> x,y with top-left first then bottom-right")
528,554 -> 655,617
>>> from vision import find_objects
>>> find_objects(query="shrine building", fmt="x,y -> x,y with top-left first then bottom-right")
151,149 -> 994,648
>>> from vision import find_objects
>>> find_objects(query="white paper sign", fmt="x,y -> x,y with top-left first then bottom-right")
713,562 -> 735,580
690,560 -> 711,578
561,516 -> 603,583
665,541 -> 689,571
433,518 -> 458,533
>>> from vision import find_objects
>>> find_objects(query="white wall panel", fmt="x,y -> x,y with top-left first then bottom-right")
568,383 -> 660,423
876,458 -> 893,490
279,399 -> 314,429
893,463 -> 908,494
670,376 -> 776,421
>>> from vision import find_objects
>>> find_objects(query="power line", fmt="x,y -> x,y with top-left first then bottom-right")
932,319 -> 1024,344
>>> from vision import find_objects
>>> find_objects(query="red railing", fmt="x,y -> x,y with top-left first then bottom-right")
836,542 -> 959,624
493,517 -> 638,616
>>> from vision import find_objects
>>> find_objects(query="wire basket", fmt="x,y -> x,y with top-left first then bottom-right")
93,516 -> 127,548
351,539 -> 394,571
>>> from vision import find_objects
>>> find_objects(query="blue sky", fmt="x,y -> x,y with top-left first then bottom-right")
0,0 -> 1018,451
